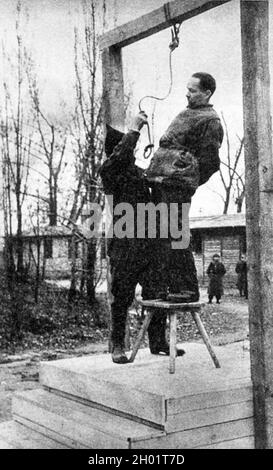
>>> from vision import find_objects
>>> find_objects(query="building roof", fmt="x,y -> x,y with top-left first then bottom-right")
190,213 -> 246,230
21,225 -> 74,238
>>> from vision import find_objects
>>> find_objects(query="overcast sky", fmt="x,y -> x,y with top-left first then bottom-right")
0,0 -> 272,219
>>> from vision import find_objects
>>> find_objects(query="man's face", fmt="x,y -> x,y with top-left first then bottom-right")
186,77 -> 211,108
213,256 -> 220,264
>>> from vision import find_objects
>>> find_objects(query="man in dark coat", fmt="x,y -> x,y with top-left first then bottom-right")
146,72 -> 224,299
235,254 -> 248,299
100,112 -> 185,363
207,254 -> 226,304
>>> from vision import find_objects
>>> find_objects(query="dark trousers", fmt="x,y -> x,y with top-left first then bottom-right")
109,239 -> 199,350
208,294 -> 221,302
143,241 -> 199,349
109,240 -> 152,348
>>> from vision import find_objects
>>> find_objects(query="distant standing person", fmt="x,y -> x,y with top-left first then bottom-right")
207,254 -> 226,304
235,254 -> 248,299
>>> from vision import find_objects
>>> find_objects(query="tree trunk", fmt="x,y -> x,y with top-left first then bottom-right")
223,188 -> 231,214
16,195 -> 24,274
68,233 -> 78,302
86,238 -> 97,304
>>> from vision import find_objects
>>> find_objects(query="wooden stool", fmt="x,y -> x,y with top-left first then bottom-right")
129,297 -> 221,373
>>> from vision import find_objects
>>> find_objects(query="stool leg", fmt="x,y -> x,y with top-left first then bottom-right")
191,311 -> 221,368
129,310 -> 153,363
169,312 -> 177,374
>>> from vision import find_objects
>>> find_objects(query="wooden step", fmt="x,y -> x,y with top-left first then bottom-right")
39,343 -> 252,431
197,435 -> 255,449
0,420 -> 69,449
131,418 -> 254,449
12,389 -> 164,449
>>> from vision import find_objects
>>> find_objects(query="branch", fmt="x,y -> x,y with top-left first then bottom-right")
221,112 -> 231,178
220,160 -> 245,188
22,191 -> 49,204
207,186 -> 226,203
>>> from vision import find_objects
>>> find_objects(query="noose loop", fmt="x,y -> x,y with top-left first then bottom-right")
138,19 -> 182,159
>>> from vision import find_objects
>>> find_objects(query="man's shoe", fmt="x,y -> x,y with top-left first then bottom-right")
112,347 -> 129,364
150,343 -> 185,357
167,291 -> 199,303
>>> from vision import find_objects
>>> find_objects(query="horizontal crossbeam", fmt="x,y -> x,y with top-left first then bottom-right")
100,0 -> 232,49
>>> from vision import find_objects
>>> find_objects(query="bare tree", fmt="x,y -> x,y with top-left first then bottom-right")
27,73 -> 68,226
210,113 -> 245,214
27,192 -> 43,302
67,0 -> 105,305
234,172 -> 245,213
0,4 -> 34,274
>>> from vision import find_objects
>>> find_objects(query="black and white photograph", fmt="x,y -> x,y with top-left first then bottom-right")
0,0 -> 272,454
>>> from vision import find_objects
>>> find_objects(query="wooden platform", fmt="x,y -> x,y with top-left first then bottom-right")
0,341 -> 255,449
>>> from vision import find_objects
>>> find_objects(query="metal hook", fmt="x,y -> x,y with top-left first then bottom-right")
144,143 -> 154,159
169,23 -> 181,51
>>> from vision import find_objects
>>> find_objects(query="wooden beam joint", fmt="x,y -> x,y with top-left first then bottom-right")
100,0 -> 232,50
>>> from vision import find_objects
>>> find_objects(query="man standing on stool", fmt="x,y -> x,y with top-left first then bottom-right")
100,112 -> 185,363
207,254 -> 226,304
145,72 -> 224,301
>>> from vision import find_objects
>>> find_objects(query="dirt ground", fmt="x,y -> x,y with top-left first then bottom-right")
0,288 -> 249,424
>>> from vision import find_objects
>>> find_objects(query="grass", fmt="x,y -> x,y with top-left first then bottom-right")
0,269 -> 109,354
0,266 -> 249,355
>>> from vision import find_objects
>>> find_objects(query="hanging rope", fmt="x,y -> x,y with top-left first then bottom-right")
138,12 -> 182,158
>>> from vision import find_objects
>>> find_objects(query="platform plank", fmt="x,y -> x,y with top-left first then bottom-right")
40,363 -> 166,427
40,342 -> 251,429
0,437 -> 14,449
0,420 -> 68,449
167,382 -> 252,414
13,389 -> 164,449
199,436 -> 254,449
167,400 -> 253,432
131,418 -> 254,449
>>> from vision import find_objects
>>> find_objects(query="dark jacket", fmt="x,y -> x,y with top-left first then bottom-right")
100,129 -> 151,256
207,261 -> 226,296
235,261 -> 248,290
147,104 -> 224,196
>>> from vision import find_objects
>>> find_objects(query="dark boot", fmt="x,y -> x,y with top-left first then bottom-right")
148,310 -> 185,356
150,342 -> 185,356
111,342 -> 128,364
208,296 -> 212,304
110,304 -> 128,364
148,309 -> 166,353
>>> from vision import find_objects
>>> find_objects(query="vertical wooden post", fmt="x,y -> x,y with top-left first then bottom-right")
240,0 -> 273,449
102,46 -> 125,351
102,46 -> 125,129
169,312 -> 177,374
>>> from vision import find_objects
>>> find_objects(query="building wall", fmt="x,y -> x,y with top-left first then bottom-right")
193,228 -> 245,288
45,238 -> 81,279
23,236 -> 104,283
23,237 -> 82,280
193,253 -> 204,283
221,234 -> 241,287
